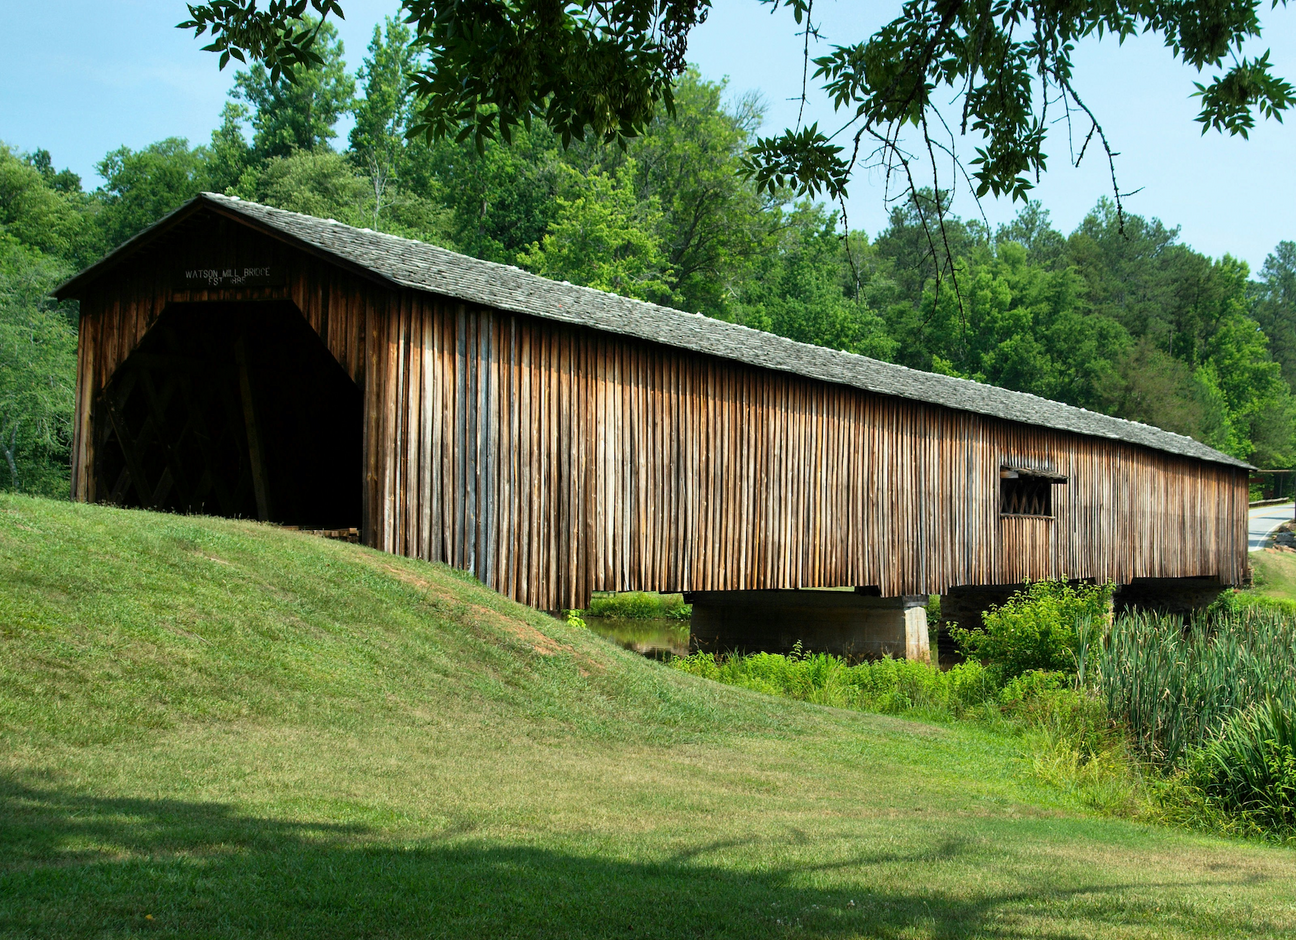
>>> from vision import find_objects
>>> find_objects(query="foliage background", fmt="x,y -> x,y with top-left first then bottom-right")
3,15 -> 1295,495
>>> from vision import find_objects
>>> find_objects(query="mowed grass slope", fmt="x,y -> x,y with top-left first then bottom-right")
1249,548 -> 1296,602
1,496 -> 1294,939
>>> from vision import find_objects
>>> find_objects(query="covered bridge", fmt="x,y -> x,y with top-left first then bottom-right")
56,194 -> 1252,661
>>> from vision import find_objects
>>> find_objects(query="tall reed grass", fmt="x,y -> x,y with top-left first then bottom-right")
1191,698 -> 1296,831
1075,604 -> 1296,836
1079,606 -> 1296,766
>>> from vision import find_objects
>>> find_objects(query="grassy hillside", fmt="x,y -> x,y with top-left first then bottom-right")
1248,549 -> 1296,604
2,495 -> 1294,939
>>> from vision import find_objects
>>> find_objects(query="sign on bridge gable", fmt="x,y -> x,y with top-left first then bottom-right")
177,266 -> 284,289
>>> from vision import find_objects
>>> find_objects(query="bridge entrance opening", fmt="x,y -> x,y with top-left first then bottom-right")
92,301 -> 363,530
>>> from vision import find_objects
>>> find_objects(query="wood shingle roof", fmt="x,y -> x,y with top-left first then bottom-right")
58,193 -> 1252,470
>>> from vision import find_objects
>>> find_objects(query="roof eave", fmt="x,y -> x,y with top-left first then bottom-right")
54,197 -> 212,299
198,196 -> 404,290
54,193 -> 404,300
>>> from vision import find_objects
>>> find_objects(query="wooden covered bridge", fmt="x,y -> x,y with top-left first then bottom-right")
56,194 -> 1252,661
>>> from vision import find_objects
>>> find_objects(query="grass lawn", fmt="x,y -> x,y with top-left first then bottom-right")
1248,548 -> 1296,602
2,495 -> 1294,938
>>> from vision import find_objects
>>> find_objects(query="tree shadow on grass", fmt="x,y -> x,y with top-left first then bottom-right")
0,775 -> 1281,939
0,774 -> 370,866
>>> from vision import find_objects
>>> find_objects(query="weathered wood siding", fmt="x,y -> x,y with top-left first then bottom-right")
71,208 -> 1251,612
368,296 -> 1249,610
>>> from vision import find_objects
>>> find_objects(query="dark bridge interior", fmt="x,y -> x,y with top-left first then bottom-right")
93,301 -> 362,529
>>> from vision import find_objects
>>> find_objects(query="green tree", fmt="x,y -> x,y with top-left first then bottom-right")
24,149 -> 83,195
409,71 -> 776,311
0,238 -> 76,495
183,1 -> 1293,213
617,73 -> 772,317
1064,202 -> 1249,373
94,138 -> 208,249
234,149 -> 370,226
236,147 -> 452,244
1065,201 -> 1186,347
1193,361 -> 1248,458
518,161 -> 674,301
232,17 -> 354,159
0,144 -> 100,267
206,103 -> 256,195
409,126 -> 569,263
350,17 -> 419,229
1253,242 -> 1296,391
1204,304 -> 1295,465
996,202 -> 1066,270
734,203 -> 893,359
873,203 -> 1127,404
1101,337 -> 1212,441
872,190 -> 985,312
972,241 -> 1128,410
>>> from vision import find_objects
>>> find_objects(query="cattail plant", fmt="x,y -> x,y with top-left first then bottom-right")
1081,607 -> 1296,769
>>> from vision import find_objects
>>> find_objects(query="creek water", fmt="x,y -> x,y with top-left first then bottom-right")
582,616 -> 690,658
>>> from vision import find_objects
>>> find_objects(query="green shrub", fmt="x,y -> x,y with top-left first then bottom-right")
954,580 -> 1113,679
1188,698 -> 1296,832
661,595 -> 692,621
670,646 -> 996,719
586,592 -> 691,620
996,669 -> 1070,709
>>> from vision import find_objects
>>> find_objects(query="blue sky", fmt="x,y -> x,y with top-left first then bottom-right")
3,0 -> 1293,271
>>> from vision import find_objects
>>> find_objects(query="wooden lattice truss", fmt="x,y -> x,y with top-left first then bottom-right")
94,320 -> 268,520
1000,466 -> 1067,517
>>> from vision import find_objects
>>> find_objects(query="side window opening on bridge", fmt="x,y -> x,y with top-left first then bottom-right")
1000,466 -> 1067,517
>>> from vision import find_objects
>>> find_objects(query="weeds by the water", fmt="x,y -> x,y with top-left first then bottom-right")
585,591 -> 691,621
671,642 -> 997,719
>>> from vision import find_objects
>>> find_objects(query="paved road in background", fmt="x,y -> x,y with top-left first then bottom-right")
1249,502 -> 1295,551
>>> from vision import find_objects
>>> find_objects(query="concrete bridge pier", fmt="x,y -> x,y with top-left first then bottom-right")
684,589 -> 930,662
